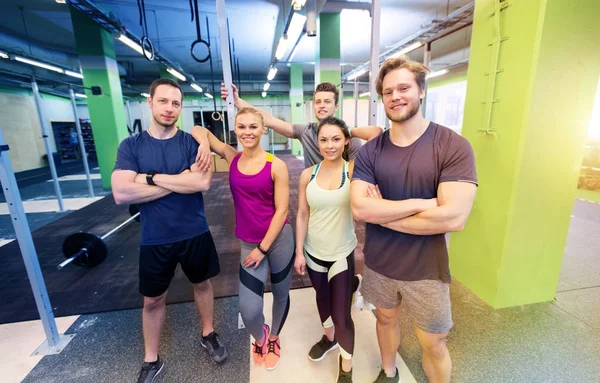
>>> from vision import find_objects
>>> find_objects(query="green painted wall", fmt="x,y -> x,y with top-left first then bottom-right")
450,0 -> 600,308
318,13 -> 341,59
428,71 -> 468,89
71,7 -> 128,189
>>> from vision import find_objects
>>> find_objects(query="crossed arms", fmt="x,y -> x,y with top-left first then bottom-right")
112,162 -> 212,205
350,180 -> 477,235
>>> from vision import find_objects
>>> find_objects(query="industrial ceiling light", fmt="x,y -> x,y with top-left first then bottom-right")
262,91 -> 267,98
141,92 -> 150,98
74,93 -> 87,98
263,83 -> 271,91
347,68 -> 367,81
426,69 -> 449,79
117,34 -> 144,56
359,91 -> 370,98
275,36 -> 288,60
267,67 -> 278,81
291,0 -> 307,10
0,51 -> 9,59
14,56 -> 64,74
190,83 -> 203,92
390,41 -> 423,58
166,67 -> 186,82
65,70 -> 84,79
55,0 -> 66,3
204,92 -> 213,99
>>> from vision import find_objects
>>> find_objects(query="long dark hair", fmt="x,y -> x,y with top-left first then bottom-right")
317,116 -> 351,161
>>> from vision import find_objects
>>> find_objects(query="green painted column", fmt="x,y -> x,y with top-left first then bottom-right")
450,0 -> 600,308
290,63 -> 304,156
158,66 -> 184,130
315,13 -> 341,116
70,7 -> 128,189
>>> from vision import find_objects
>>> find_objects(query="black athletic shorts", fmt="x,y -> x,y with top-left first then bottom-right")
139,231 -> 220,297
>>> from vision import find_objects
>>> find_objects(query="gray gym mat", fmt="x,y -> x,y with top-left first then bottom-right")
23,297 -> 249,383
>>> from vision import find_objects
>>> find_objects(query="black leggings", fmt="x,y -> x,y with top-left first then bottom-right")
306,250 -> 355,359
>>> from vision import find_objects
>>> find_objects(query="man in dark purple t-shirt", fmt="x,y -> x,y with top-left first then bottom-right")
351,57 -> 477,383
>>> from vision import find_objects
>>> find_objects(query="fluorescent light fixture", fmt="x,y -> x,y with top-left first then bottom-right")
191,83 -> 203,92
262,91 -> 267,98
426,69 -> 449,79
391,41 -> 423,58
56,0 -> 66,3
0,51 -> 9,59
141,92 -> 151,98
75,93 -> 87,98
166,67 -> 186,82
14,56 -> 64,74
291,0 -> 307,10
204,93 -> 213,99
267,67 -> 278,81
347,68 -> 367,81
359,91 -> 370,98
275,36 -> 289,60
65,70 -> 84,79
288,12 -> 307,38
263,83 -> 271,91
118,34 -> 144,56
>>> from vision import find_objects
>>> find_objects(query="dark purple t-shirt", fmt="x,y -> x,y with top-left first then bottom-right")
352,122 -> 477,282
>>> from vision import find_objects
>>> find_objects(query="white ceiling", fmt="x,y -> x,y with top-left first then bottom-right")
0,0 -> 473,95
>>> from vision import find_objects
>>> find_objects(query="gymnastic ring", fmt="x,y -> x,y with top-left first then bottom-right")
191,39 -> 211,63
141,36 -> 155,61
211,111 -> 223,121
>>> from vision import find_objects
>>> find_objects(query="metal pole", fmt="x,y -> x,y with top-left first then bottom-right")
422,42 -> 432,117
0,126 -> 73,354
216,0 -> 236,134
353,78 -> 359,127
368,0 -> 381,126
200,107 -> 206,128
32,81 -> 65,212
125,100 -> 133,132
139,100 -> 146,130
339,83 -> 344,120
69,89 -> 94,198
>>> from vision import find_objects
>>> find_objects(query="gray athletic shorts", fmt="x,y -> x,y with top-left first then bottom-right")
362,265 -> 453,334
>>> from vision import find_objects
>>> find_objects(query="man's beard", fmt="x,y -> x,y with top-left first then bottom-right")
153,114 -> 176,129
386,101 -> 420,123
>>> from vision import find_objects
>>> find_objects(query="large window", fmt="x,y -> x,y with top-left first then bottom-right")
425,80 -> 467,134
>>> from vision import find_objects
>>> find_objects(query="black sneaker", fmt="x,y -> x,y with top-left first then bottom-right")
373,367 -> 400,383
200,332 -> 228,363
137,356 -> 164,383
308,334 -> 338,361
337,355 -> 353,383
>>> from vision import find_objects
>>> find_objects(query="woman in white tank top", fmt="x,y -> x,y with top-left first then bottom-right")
295,116 -> 359,383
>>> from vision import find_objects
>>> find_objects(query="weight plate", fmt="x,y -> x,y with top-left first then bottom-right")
62,232 -> 108,267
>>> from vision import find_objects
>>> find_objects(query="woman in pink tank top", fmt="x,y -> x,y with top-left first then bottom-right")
192,107 -> 294,371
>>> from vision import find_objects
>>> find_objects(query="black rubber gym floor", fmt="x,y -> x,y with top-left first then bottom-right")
0,155 -> 361,324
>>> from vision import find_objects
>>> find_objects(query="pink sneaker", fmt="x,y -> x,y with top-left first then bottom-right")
252,324 -> 270,366
265,337 -> 281,370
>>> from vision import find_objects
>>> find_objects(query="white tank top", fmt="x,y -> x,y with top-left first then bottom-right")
304,161 -> 358,262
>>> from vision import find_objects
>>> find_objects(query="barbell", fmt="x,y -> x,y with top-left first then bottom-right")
57,205 -> 140,270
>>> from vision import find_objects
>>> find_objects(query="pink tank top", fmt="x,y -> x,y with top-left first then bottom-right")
229,152 -> 285,243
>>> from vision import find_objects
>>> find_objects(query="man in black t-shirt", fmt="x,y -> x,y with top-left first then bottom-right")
351,57 -> 477,383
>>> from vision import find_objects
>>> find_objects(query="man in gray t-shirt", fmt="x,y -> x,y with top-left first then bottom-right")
220,82 -> 382,167
351,57 -> 477,383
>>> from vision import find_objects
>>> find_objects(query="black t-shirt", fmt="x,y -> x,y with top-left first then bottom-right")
113,130 -> 209,245
352,122 -> 478,282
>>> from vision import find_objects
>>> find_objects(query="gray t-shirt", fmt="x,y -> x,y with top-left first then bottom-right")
352,122 -> 478,283
293,122 -> 362,167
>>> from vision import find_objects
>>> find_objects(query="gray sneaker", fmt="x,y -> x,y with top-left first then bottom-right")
308,334 -> 338,361
200,332 -> 228,363
373,368 -> 400,383
137,356 -> 164,383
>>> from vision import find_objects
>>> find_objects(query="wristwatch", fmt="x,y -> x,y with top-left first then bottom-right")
146,170 -> 158,185
257,243 -> 269,256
